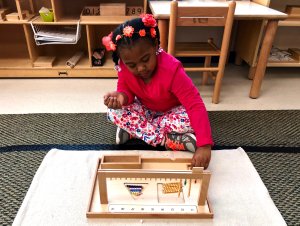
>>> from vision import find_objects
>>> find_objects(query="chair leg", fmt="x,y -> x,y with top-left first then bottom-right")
202,56 -> 211,85
212,70 -> 224,104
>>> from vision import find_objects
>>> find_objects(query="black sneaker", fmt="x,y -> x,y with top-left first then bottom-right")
165,133 -> 197,152
116,127 -> 131,144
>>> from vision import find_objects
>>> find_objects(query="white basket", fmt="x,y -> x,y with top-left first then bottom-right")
30,18 -> 81,45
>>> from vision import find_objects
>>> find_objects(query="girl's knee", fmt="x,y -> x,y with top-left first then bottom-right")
107,108 -> 124,123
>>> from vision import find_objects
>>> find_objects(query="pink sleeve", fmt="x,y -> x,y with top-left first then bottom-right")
116,72 -> 135,105
170,63 -> 214,147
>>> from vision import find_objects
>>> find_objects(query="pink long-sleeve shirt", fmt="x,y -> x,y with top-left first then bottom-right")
117,51 -> 213,147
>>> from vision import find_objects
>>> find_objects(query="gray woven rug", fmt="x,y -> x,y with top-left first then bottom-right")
0,150 -> 299,226
0,111 -> 299,225
0,110 -> 299,150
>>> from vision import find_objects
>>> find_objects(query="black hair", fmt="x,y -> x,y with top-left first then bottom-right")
111,17 -> 160,67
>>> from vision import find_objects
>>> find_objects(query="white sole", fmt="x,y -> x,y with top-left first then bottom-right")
116,127 -> 121,144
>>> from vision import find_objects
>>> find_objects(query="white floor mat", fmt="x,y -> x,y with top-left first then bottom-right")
13,148 -> 286,226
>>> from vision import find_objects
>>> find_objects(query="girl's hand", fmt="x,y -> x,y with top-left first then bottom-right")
103,91 -> 127,109
191,145 -> 211,169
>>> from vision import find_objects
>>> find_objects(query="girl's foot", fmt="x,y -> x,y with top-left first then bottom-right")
165,133 -> 197,152
116,127 -> 132,144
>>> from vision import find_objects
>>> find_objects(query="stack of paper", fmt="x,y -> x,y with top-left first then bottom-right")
30,21 -> 81,45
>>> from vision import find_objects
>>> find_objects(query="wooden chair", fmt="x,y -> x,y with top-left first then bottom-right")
168,1 -> 236,104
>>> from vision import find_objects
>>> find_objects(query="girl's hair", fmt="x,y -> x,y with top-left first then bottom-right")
102,15 -> 160,68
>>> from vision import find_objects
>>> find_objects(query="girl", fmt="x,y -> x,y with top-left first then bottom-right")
102,14 -> 213,168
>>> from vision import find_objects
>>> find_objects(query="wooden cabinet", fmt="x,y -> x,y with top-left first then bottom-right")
235,0 -> 300,75
0,0 -> 147,78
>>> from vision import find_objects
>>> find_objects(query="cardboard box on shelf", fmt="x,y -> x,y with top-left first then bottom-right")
80,6 -> 100,21
100,3 -> 125,16
6,11 -> 26,21
285,5 -> 300,19
288,48 -> 300,61
0,8 -> 10,21
33,56 -> 56,67
126,6 -> 143,16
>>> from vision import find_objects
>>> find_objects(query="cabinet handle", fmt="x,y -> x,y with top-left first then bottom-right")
58,71 -> 68,76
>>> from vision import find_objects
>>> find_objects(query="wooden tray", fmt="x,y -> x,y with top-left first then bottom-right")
86,155 -> 213,218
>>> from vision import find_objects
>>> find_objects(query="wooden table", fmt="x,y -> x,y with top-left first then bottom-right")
149,1 -> 287,99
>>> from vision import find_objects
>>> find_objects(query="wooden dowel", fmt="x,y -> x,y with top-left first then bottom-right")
178,179 -> 182,197
188,178 -> 192,197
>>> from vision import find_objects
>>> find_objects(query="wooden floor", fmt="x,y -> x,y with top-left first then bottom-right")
0,64 -> 299,114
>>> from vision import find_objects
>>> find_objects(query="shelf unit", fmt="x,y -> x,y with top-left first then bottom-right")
267,0 -> 300,67
0,0 -> 147,77
235,0 -> 300,73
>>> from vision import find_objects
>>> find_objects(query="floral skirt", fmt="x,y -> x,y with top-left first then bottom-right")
107,100 -> 194,146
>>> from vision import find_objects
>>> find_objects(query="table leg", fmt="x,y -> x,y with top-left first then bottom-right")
248,66 -> 256,80
249,20 -> 279,99
234,54 -> 243,66
158,19 -> 169,52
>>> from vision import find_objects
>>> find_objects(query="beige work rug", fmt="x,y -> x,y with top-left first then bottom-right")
13,148 -> 286,226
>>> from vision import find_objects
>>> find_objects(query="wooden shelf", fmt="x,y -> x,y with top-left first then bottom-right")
267,2 -> 300,67
279,19 -> 300,26
31,16 -> 79,25
235,0 -> 300,70
0,58 -> 32,68
0,20 -> 28,24
267,61 -> 300,67
31,15 -> 140,25
0,0 -> 146,77
80,16 -> 138,25
31,55 -> 114,69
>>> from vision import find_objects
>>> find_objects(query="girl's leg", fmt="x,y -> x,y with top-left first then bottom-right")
153,105 -> 197,152
153,105 -> 194,135
108,102 -> 195,148
107,101 -> 163,146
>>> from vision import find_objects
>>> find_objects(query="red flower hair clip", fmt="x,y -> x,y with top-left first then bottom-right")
123,26 -> 134,37
102,32 -> 116,51
150,28 -> 156,38
141,14 -> 157,27
102,14 -> 158,52
139,29 -> 146,37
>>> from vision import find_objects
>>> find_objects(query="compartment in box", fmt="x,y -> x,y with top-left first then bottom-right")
0,0 -> 17,13
31,0 -> 54,21
0,24 -> 31,68
32,0 -> 52,12
0,0 -> 16,21
51,0 -> 86,21
15,0 -> 35,20
101,155 -> 142,169
86,24 -> 116,67
270,0 -> 300,13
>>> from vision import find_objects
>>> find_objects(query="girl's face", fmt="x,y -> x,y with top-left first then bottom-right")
119,39 -> 157,82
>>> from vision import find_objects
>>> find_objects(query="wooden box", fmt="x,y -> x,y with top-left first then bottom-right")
285,5 -> 300,19
100,3 -> 126,16
6,12 -> 21,21
288,48 -> 300,61
126,6 -> 143,16
100,155 -> 142,169
33,56 -> 56,67
87,155 -> 213,218
80,6 -> 100,21
0,8 -> 10,21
